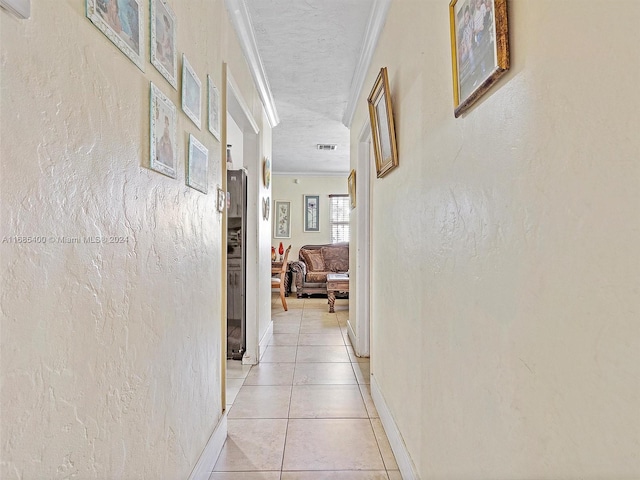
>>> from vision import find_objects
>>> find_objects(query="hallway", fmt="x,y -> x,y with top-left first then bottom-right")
212,296 -> 400,479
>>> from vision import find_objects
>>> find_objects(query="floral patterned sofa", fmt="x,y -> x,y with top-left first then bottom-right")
290,243 -> 349,298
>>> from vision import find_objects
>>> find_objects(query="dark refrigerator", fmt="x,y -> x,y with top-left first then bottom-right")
226,169 -> 247,360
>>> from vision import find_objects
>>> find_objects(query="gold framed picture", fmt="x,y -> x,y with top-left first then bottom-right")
367,67 -> 398,178
449,0 -> 510,117
262,157 -> 271,188
348,170 -> 356,209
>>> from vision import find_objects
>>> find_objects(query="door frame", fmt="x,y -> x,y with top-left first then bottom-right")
224,65 -> 261,368
348,120 -> 372,357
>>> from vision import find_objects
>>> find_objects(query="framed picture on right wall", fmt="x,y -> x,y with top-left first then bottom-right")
449,0 -> 510,117
368,67 -> 399,178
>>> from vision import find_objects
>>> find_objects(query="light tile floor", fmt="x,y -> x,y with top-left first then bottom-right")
212,295 -> 400,479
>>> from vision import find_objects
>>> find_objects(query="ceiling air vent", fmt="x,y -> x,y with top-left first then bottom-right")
316,144 -> 337,151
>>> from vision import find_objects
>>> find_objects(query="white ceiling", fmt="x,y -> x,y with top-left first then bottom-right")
245,0 -> 376,175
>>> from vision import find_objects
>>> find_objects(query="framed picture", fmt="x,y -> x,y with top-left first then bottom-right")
274,201 -> 291,239
449,0 -> 510,117
150,0 -> 177,89
262,197 -> 270,221
182,54 -> 202,128
348,170 -> 356,209
216,187 -> 225,212
207,75 -> 221,141
262,157 -> 271,188
150,82 -> 177,178
303,195 -> 320,233
86,0 -> 145,71
187,134 -> 208,194
368,67 -> 398,178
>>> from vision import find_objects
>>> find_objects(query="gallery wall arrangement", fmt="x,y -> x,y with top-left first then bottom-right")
86,0 -> 223,197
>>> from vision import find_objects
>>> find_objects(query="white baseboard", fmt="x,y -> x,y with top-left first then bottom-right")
347,320 -> 357,351
242,320 -> 273,365
188,412 -> 228,480
370,375 -> 419,480
258,320 -> 273,361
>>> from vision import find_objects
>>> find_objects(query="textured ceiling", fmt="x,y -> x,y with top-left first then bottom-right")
245,0 -> 374,175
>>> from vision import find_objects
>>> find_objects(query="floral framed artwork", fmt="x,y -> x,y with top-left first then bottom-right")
348,170 -> 356,209
182,54 -> 202,128
449,0 -> 510,117
274,201 -> 291,239
187,134 -> 208,194
304,195 -> 320,233
86,0 -> 145,71
207,75 -> 221,141
150,0 -> 177,89
150,82 -> 177,178
368,67 -> 398,178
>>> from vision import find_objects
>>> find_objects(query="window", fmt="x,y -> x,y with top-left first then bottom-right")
329,194 -> 350,243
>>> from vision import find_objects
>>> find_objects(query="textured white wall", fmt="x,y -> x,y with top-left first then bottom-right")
0,1 -> 267,478
271,175 -> 348,263
351,0 -> 640,478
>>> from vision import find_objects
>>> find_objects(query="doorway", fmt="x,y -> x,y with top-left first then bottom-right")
224,64 -> 272,370
347,120 -> 372,357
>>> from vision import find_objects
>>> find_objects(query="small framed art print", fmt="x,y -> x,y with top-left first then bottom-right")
274,201 -> 291,239
207,75 -> 221,141
150,82 -> 177,178
182,54 -> 202,128
150,0 -> 177,89
303,195 -> 320,233
187,134 -> 208,194
86,0 -> 145,71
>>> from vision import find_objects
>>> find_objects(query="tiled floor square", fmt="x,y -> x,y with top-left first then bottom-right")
282,419 -> 385,471
214,419 -> 287,472
274,322 -> 301,334
261,345 -> 297,363
299,321 -> 342,334
281,472 -> 389,480
296,345 -> 350,363
245,363 -> 295,385
289,385 -> 367,418
210,472 -> 280,480
298,333 -> 345,346
293,362 -> 357,385
226,360 -> 252,379
228,385 -> 292,419
270,333 -> 300,346
225,378 -> 245,406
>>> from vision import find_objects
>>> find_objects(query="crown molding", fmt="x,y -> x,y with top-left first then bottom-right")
342,0 -> 391,128
225,0 -> 280,128
1,0 -> 30,18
